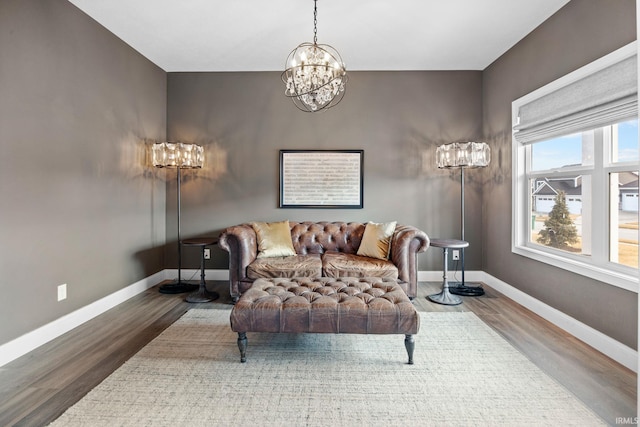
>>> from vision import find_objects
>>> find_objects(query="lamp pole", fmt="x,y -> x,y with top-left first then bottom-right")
153,142 -> 204,294
460,166 -> 466,285
435,141 -> 490,297
158,165 -> 197,294
177,166 -> 182,285
450,164 -> 484,296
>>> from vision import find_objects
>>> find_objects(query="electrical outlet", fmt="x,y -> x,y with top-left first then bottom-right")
204,248 -> 211,260
452,250 -> 460,261
57,284 -> 67,301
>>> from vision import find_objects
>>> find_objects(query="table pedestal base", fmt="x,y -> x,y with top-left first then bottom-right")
184,238 -> 220,303
186,286 -> 219,303
428,289 -> 462,305
426,239 -> 468,306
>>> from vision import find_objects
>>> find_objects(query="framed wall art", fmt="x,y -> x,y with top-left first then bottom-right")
279,149 -> 364,208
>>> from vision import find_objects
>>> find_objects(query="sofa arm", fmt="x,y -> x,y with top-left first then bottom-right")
218,224 -> 258,301
390,225 -> 430,298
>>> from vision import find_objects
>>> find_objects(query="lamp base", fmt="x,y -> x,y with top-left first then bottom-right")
449,282 -> 485,297
158,282 -> 198,294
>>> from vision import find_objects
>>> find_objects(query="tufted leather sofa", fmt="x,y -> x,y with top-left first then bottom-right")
218,221 -> 429,302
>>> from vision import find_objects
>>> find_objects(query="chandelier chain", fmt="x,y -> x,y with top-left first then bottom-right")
313,0 -> 318,45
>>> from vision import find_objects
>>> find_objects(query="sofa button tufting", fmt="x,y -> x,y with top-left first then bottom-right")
219,221 -> 428,300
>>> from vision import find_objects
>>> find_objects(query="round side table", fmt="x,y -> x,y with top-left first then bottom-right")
182,238 -> 220,303
427,238 -> 469,306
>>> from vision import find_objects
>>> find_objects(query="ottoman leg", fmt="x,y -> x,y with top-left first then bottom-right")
404,334 -> 415,365
237,332 -> 247,363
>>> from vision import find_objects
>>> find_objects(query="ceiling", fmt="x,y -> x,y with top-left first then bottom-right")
67,0 -> 570,72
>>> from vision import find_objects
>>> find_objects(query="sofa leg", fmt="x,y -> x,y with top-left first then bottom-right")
237,332 -> 247,363
404,334 -> 415,365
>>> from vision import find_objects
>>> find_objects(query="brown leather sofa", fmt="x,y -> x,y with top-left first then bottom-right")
218,221 -> 429,302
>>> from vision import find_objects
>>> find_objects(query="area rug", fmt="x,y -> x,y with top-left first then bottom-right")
50,308 -> 605,426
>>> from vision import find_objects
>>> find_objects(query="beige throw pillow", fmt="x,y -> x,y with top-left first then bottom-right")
251,220 -> 296,258
357,221 -> 397,260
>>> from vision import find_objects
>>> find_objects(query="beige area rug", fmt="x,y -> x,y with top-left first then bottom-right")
50,308 -> 605,426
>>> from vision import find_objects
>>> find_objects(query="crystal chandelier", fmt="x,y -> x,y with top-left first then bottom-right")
282,0 -> 348,112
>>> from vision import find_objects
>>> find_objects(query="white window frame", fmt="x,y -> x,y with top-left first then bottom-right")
512,43 -> 639,293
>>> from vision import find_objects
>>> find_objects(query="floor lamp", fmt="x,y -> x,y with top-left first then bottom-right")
436,141 -> 490,296
153,142 -> 204,294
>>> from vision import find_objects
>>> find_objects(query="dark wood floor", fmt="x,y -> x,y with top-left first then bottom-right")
0,280 -> 636,426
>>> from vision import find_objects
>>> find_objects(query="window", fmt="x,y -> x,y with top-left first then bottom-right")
512,42 -> 639,292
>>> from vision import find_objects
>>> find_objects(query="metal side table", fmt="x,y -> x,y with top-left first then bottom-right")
427,238 -> 469,306
182,238 -> 220,303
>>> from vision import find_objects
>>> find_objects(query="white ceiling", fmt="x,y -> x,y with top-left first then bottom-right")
67,0 -> 570,72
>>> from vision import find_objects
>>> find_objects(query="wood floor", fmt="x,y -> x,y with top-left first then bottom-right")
0,280 -> 636,426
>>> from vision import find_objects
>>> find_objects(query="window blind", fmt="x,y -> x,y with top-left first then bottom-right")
513,53 -> 637,145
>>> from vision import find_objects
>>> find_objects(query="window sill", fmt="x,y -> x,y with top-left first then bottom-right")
512,245 -> 638,293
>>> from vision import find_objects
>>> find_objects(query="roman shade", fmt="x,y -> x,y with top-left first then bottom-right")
513,50 -> 637,145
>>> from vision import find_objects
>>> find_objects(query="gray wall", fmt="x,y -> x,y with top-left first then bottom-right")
166,71 -> 484,272
2,0 -> 636,354
0,0 -> 167,345
482,0 -> 637,347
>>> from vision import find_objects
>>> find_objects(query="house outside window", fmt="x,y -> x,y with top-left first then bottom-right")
512,42 -> 639,292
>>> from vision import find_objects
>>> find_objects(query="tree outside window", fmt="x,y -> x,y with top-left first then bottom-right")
536,191 -> 579,250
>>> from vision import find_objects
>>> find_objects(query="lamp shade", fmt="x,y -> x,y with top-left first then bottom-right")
436,142 -> 490,169
152,142 -> 204,169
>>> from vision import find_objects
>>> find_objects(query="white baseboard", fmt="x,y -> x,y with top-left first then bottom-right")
418,270 -> 484,282
0,271 -> 165,368
421,270 -> 636,371
164,269 -> 229,281
0,269 -> 232,368
478,272 -> 637,373
2,268 -> 636,373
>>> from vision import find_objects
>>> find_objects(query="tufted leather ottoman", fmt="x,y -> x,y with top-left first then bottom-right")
230,277 -> 419,364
